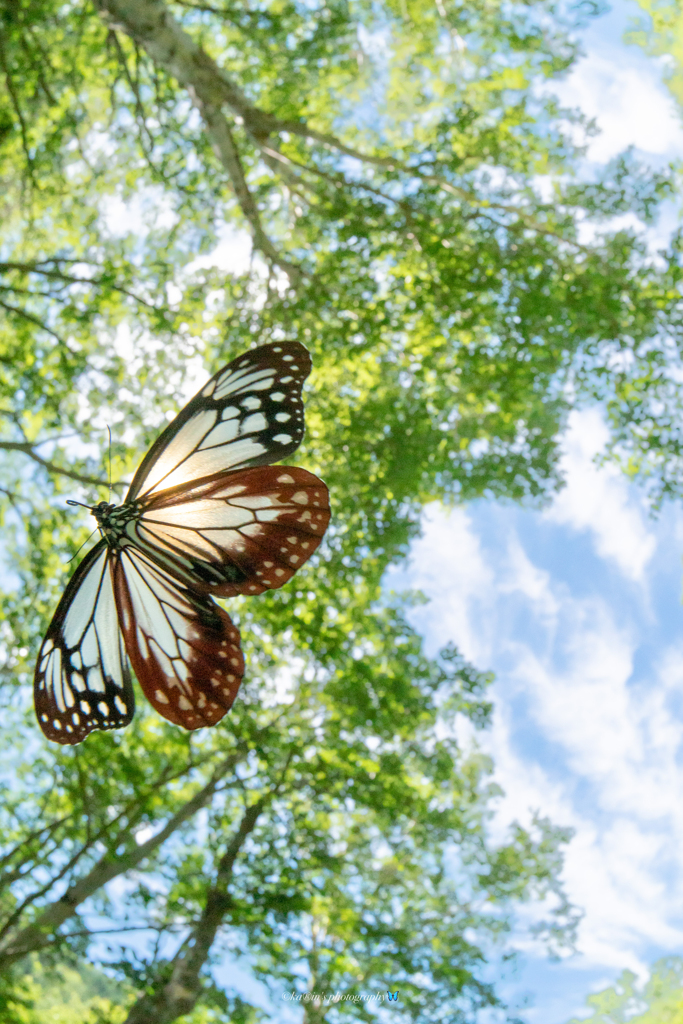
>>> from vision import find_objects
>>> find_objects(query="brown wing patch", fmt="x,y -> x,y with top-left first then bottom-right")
133,466 -> 331,597
113,547 -> 244,731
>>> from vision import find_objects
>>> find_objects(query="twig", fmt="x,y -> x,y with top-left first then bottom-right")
0,261 -> 160,311
197,100 -> 303,283
0,441 -> 112,490
0,746 -> 249,969
0,40 -> 36,188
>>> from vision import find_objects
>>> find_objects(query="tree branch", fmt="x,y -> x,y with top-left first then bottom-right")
93,0 -> 276,134
0,261 -> 161,311
0,746 -> 248,969
0,298 -> 68,344
0,39 -> 36,188
197,101 -> 302,282
121,750 -> 295,1024
122,794 -> 269,1024
94,0 -> 303,281
94,0 -> 590,261
0,440 -> 112,490
0,757 -> 199,948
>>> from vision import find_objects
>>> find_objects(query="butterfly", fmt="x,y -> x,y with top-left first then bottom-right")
34,342 -> 330,745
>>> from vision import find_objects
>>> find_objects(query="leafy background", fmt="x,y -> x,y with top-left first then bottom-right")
390,1 -> 683,1018
2,0 -> 683,1022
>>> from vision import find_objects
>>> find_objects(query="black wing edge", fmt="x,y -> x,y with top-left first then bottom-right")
125,341 -> 313,502
34,539 -> 135,745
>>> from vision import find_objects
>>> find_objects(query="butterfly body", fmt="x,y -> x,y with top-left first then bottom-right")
34,342 -> 330,745
90,500 -> 141,543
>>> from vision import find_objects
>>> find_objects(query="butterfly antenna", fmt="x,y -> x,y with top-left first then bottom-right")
105,423 -> 111,503
66,499 -> 93,509
66,528 -> 98,564
107,425 -> 112,503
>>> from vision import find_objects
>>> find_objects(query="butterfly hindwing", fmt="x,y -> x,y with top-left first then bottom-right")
35,342 -> 329,745
34,540 -> 135,745
130,466 -> 331,597
126,342 -> 312,502
113,546 -> 244,730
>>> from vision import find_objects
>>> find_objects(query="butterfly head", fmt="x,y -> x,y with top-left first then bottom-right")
66,498 -> 138,546
67,498 -> 116,521
90,501 -> 116,521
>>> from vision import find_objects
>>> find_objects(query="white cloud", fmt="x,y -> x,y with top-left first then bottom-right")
544,409 -> 656,582
387,505 -> 494,664
395,427 -> 683,1016
554,51 -> 683,162
185,223 -> 252,276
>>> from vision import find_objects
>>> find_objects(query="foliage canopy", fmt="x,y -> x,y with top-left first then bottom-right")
0,0 -> 682,1021
567,957 -> 683,1024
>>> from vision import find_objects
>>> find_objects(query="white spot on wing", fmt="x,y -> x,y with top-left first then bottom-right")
200,418 -> 239,448
240,412 -> 267,435
256,508 -> 283,522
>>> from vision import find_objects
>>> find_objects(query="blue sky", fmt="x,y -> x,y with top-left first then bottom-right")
100,3 -> 683,1017
387,4 -> 683,1019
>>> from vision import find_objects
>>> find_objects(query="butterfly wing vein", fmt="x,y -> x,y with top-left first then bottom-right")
34,342 -> 329,745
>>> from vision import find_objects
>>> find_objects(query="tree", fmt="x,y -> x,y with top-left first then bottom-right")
567,957 -> 683,1024
0,0 -> 681,1020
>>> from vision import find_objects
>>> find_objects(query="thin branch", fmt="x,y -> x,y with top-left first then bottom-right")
0,298 -> 67,344
55,923 -> 171,940
198,101 -> 303,283
0,441 -> 112,490
0,815 -> 72,884
268,135 -> 591,253
0,262 -> 160,311
108,30 -> 161,165
0,746 -> 249,969
19,31 -> 57,107
0,483 -> 23,506
0,40 -> 36,188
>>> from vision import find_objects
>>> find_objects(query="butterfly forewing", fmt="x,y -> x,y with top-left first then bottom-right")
130,466 -> 331,597
126,342 -> 312,502
35,341 -> 329,745
113,546 -> 244,730
34,540 -> 135,744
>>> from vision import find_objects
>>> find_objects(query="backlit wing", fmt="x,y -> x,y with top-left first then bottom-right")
35,341 -> 329,745
113,545 -> 244,730
34,540 -> 134,745
126,342 -> 312,502
129,466 -> 331,597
